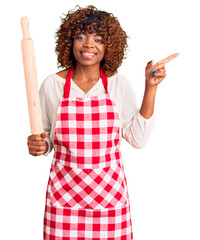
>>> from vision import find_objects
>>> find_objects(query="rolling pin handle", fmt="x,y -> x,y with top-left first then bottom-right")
20,16 -> 30,40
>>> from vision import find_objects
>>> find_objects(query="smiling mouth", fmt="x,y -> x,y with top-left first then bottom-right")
80,51 -> 97,56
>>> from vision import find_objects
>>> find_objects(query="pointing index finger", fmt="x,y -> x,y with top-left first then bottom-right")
157,53 -> 179,64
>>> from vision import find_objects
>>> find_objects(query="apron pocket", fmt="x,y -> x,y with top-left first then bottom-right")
50,162 -> 127,209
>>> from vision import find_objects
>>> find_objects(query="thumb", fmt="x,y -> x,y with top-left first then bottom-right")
41,131 -> 48,139
148,59 -> 154,66
146,60 -> 154,70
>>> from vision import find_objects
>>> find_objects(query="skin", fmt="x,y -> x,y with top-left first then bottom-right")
27,132 -> 48,156
27,32 -> 179,156
140,53 -> 179,118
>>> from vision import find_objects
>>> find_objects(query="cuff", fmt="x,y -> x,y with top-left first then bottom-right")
43,137 -> 53,156
137,112 -> 156,135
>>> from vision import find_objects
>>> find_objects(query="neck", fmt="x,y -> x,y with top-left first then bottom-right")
72,63 -> 101,82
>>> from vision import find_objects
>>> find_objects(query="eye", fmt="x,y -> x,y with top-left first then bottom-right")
95,38 -> 103,43
76,34 -> 85,40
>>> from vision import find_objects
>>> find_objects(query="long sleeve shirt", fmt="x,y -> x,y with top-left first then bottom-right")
39,72 -> 156,155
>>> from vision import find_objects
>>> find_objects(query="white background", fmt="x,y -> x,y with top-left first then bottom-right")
0,0 -> 200,240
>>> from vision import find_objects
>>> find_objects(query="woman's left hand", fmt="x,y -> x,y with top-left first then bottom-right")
145,53 -> 179,87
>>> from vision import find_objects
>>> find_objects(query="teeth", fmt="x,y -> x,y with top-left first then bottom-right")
82,52 -> 95,56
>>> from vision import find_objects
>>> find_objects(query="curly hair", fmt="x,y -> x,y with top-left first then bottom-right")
55,5 -> 128,75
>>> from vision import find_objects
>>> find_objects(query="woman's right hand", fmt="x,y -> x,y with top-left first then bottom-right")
27,132 -> 49,156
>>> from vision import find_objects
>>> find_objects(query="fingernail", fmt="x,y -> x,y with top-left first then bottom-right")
43,139 -> 45,142
149,60 -> 152,63
44,149 -> 46,153
154,73 -> 158,76
152,68 -> 156,72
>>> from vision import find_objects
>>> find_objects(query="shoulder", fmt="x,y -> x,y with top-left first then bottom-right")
56,69 -> 68,79
42,69 -> 68,85
107,72 -> 137,107
39,70 -> 67,96
108,72 -> 133,92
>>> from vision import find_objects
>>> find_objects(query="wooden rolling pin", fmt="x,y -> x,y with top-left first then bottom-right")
21,16 -> 43,135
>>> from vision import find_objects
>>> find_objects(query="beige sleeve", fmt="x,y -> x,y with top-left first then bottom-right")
115,74 -> 156,148
39,78 -> 54,156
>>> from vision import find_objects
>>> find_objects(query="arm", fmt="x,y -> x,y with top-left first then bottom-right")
139,84 -> 157,119
139,60 -> 162,119
39,78 -> 53,156
118,75 -> 155,148
27,78 -> 53,157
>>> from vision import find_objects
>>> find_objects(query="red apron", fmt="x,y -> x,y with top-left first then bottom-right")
43,67 -> 133,239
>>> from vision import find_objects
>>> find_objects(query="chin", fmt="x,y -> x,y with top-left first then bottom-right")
76,60 -> 102,67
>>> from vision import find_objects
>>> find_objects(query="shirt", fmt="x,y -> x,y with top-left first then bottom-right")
39,72 -> 155,155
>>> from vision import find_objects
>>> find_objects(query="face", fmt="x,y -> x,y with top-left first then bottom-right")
73,32 -> 105,67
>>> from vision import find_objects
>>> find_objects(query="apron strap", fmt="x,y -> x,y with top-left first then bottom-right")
100,68 -> 108,93
63,66 -> 73,98
63,66 -> 108,98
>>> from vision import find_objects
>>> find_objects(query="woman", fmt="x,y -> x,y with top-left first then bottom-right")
27,5 -> 178,240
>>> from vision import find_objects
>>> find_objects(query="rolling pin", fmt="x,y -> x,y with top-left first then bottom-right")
21,16 -> 43,135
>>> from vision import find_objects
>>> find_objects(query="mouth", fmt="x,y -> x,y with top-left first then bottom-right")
80,51 -> 97,57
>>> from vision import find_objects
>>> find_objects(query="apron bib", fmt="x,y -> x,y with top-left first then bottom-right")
43,67 -> 133,239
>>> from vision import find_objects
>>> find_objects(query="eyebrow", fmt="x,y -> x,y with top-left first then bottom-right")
78,32 -> 102,37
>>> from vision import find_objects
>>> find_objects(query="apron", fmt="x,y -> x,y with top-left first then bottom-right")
43,66 -> 133,240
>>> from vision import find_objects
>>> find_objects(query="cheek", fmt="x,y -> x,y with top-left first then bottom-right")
100,46 -> 106,58
72,41 -> 79,58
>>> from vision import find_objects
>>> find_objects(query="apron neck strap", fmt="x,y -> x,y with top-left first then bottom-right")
100,67 -> 108,94
64,66 -> 108,98
64,66 -> 73,99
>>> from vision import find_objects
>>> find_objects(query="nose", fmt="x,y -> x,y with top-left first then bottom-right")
83,36 -> 94,48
